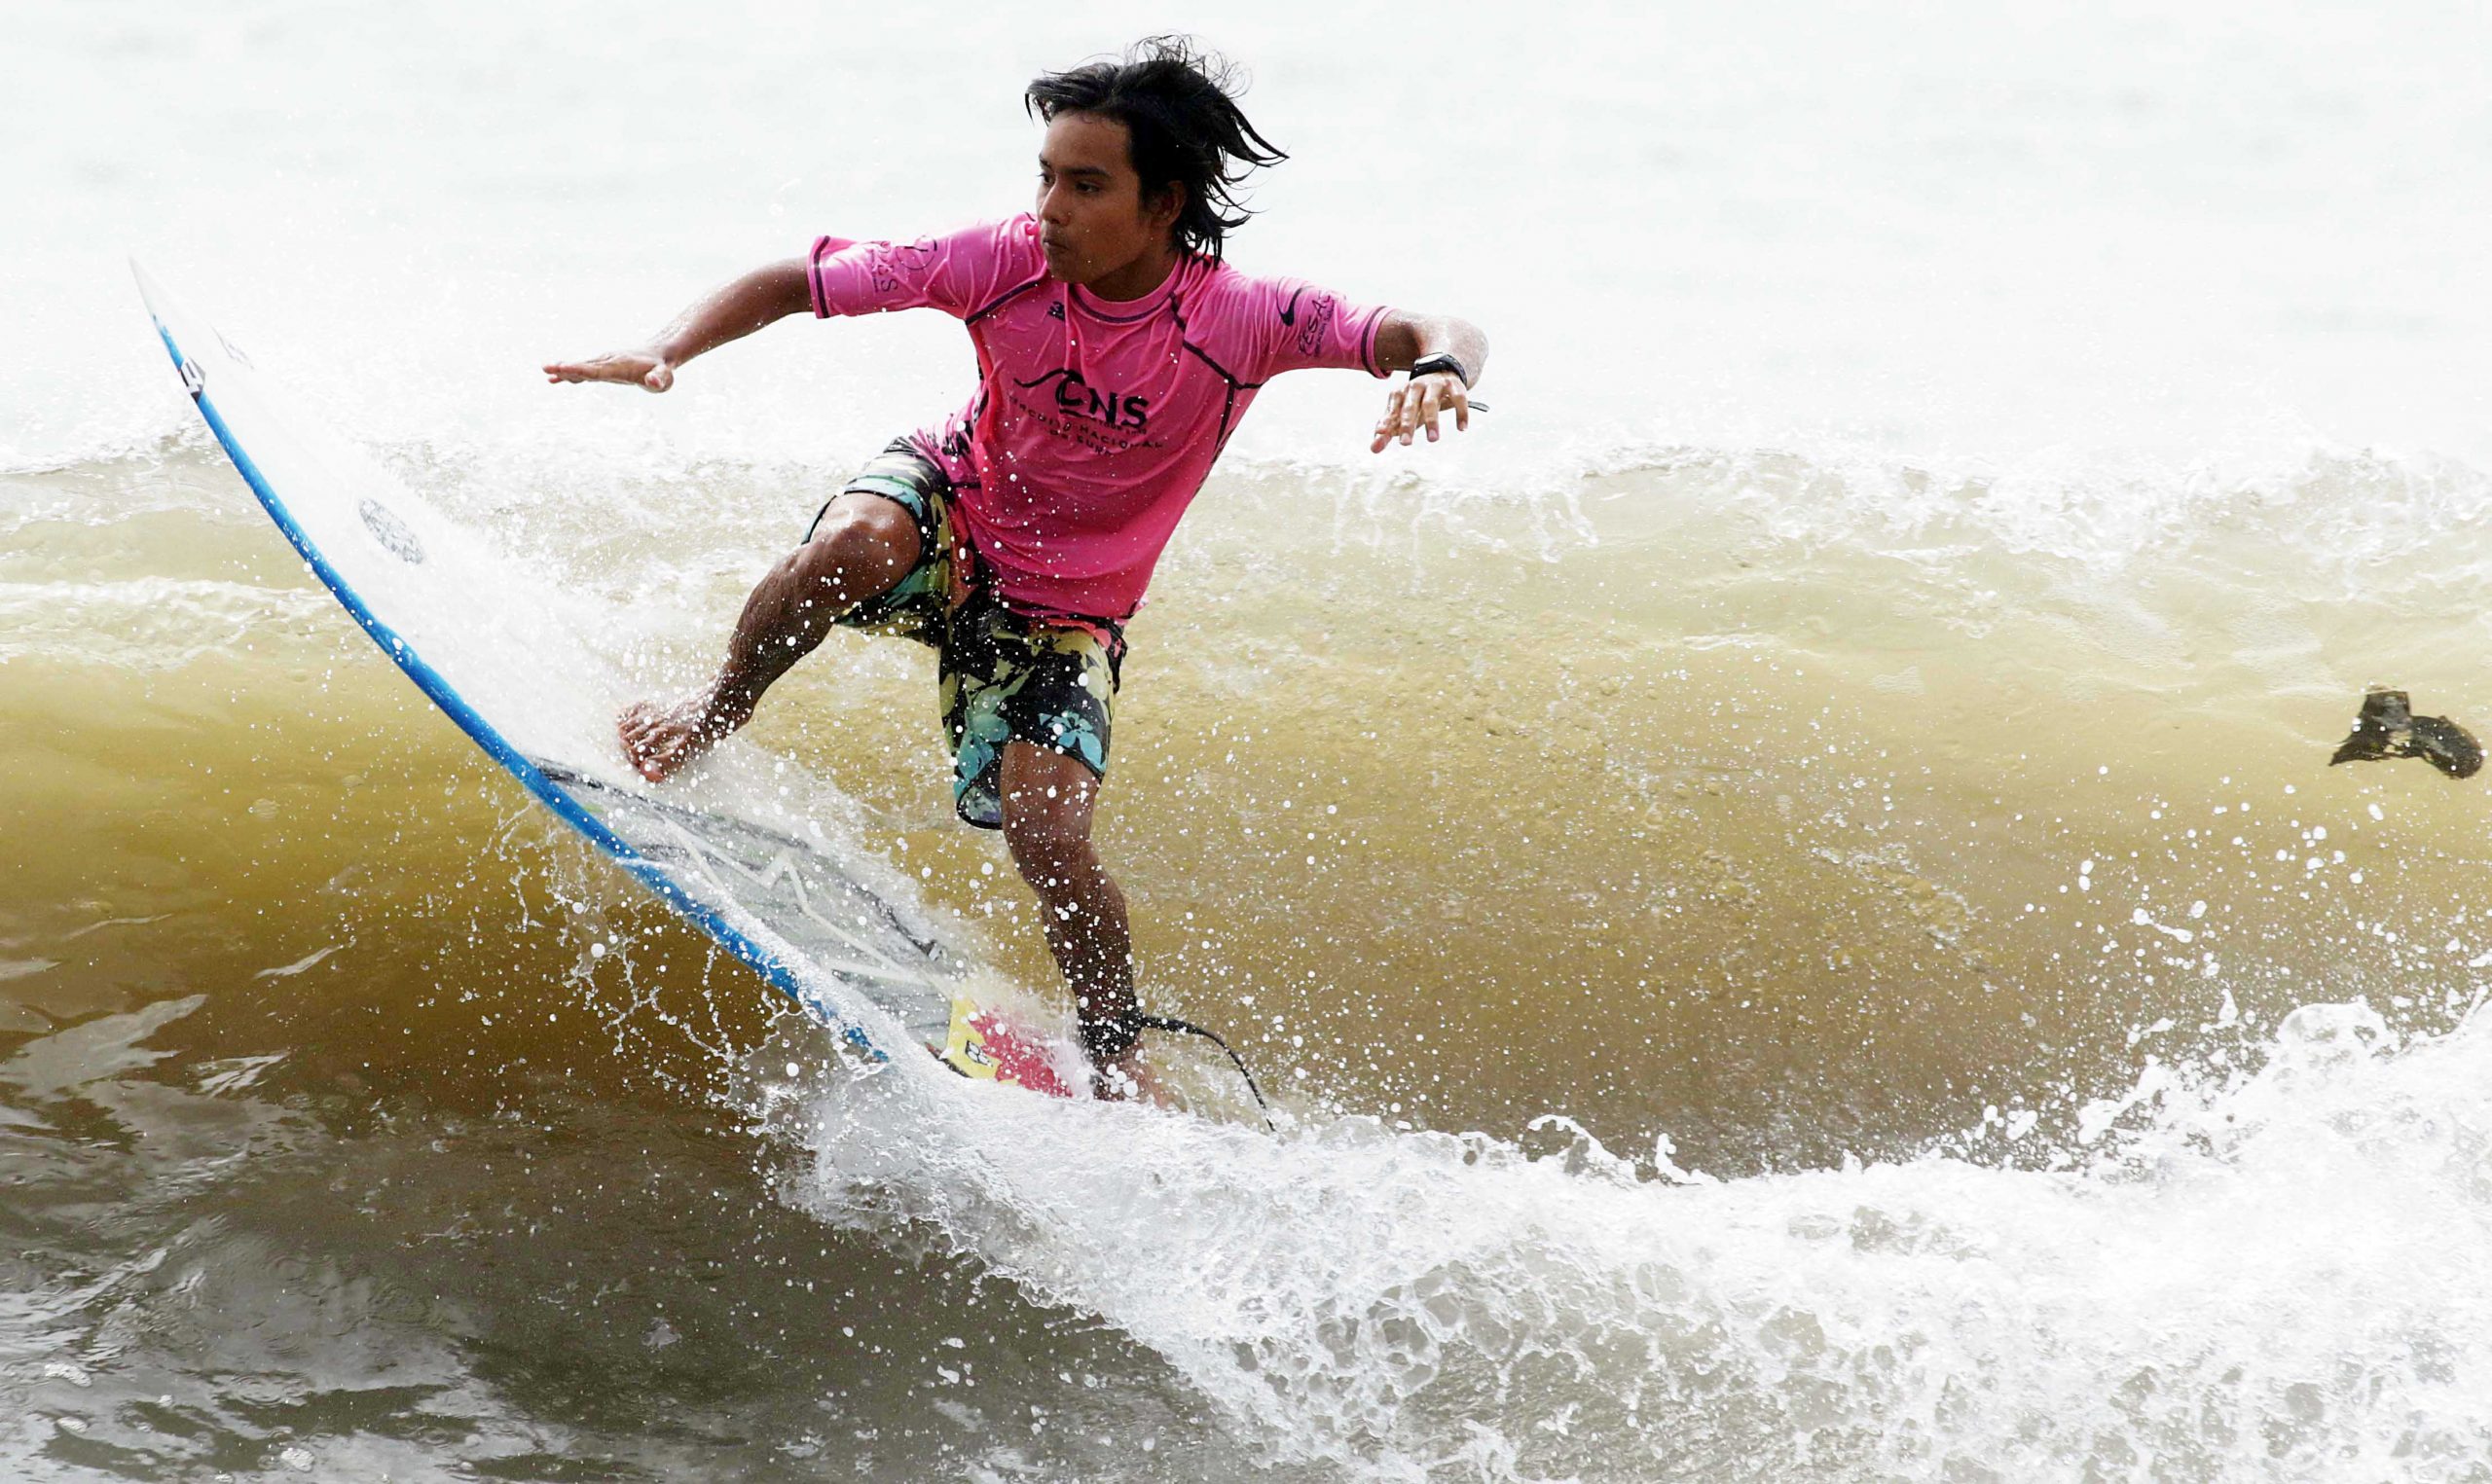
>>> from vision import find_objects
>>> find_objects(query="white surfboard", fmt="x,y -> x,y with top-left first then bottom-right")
133,262 -> 1081,1088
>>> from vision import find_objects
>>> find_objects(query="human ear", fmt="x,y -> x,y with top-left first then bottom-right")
1146,181 -> 1187,231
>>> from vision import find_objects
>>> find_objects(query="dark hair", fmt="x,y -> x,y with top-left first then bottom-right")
1025,36 -> 1286,262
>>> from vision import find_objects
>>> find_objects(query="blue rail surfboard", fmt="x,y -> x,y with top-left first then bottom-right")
134,263 -> 1076,1093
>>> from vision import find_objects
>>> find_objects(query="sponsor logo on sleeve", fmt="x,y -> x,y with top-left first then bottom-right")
1278,286 -> 1337,356
867,236 -> 940,295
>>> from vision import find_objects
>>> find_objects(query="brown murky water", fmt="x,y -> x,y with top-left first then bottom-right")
8,444 -> 2492,1478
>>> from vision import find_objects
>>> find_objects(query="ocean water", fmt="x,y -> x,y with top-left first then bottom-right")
8,3 -> 2492,1479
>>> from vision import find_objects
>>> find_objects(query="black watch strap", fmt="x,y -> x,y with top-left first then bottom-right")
1408,351 -> 1471,387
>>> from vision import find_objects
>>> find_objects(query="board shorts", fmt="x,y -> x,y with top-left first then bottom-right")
806,439 -> 1124,831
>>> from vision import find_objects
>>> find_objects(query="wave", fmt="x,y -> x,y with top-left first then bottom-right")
18,432 -> 2487,594
768,995 -> 2492,1482
16,425 -> 2492,1478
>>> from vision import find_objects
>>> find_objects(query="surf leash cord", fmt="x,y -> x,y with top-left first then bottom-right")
1134,1013 -> 1274,1130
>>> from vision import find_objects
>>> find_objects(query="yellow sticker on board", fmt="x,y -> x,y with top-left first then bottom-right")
939,995 -> 1001,1080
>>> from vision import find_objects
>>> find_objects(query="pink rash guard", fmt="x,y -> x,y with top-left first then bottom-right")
807,216 -> 1390,623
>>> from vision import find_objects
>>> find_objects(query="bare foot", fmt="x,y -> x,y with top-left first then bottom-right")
1090,1051 -> 1170,1106
617,688 -> 749,782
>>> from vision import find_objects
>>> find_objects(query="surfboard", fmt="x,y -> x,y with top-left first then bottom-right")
132,263 -> 1080,1099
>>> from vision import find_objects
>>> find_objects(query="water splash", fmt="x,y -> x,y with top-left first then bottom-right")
769,995 -> 2492,1481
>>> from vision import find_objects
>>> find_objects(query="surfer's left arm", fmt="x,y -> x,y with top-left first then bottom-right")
1370,311 -> 1490,452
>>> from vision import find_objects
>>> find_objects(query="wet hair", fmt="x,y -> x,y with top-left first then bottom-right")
1025,36 -> 1287,261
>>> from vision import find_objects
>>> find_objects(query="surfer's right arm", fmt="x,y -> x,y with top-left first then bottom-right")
540,258 -> 813,393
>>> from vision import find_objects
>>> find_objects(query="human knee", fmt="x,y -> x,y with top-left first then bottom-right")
796,501 -> 914,601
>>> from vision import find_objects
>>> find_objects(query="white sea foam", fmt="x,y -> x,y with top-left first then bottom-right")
9,2 -> 2487,480
774,995 -> 2492,1481
14,1 -> 2488,608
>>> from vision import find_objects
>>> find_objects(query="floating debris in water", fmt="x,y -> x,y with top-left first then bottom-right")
2328,688 -> 2481,779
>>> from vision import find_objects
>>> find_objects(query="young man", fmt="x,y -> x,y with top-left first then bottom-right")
545,39 -> 1486,1096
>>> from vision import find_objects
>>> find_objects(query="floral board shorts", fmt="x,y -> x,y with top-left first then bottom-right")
805,439 -> 1124,831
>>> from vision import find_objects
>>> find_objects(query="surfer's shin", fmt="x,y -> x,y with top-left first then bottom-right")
1008,829 -> 1139,1062
1047,879 -> 1138,1053
711,553 -> 829,717
715,508 -> 912,717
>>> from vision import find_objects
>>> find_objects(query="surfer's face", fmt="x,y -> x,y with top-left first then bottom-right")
1036,112 -> 1182,286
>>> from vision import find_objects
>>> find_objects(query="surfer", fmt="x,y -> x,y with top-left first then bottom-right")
544,37 -> 1485,1097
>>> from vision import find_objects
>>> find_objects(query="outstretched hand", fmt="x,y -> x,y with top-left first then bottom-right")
1370,370 -> 1473,453
542,347 -> 676,393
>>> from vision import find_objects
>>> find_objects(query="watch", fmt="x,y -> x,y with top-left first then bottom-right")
1408,351 -> 1471,387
